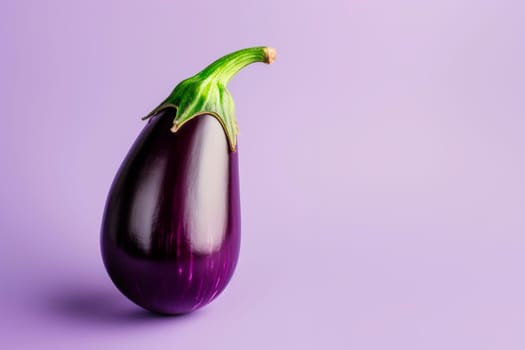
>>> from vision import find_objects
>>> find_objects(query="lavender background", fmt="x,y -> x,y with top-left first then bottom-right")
1,0 -> 524,349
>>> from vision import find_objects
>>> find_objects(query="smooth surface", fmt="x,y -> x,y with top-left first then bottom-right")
102,111 -> 240,314
1,0 -> 524,349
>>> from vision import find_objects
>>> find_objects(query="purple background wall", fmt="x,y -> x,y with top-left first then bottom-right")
1,0 -> 524,349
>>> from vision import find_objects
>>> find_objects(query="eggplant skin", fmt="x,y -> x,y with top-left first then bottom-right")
101,109 -> 241,314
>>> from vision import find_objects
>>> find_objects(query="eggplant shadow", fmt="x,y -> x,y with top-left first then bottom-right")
45,283 -> 201,327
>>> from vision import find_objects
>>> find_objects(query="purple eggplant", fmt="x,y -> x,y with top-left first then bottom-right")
101,47 -> 275,314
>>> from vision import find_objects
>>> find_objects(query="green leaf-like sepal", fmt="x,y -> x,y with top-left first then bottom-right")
150,77 -> 238,150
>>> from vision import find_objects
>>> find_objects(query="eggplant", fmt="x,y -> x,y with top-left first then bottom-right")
101,47 -> 276,314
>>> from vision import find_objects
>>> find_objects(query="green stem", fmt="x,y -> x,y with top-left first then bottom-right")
198,47 -> 275,84
143,46 -> 276,151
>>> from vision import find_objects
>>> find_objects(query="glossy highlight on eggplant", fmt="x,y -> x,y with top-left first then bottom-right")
101,109 -> 240,314
100,47 -> 275,314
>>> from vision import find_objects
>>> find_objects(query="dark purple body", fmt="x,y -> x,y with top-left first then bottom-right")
101,109 -> 241,314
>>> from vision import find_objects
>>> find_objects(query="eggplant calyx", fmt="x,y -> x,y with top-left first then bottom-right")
142,46 -> 276,152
